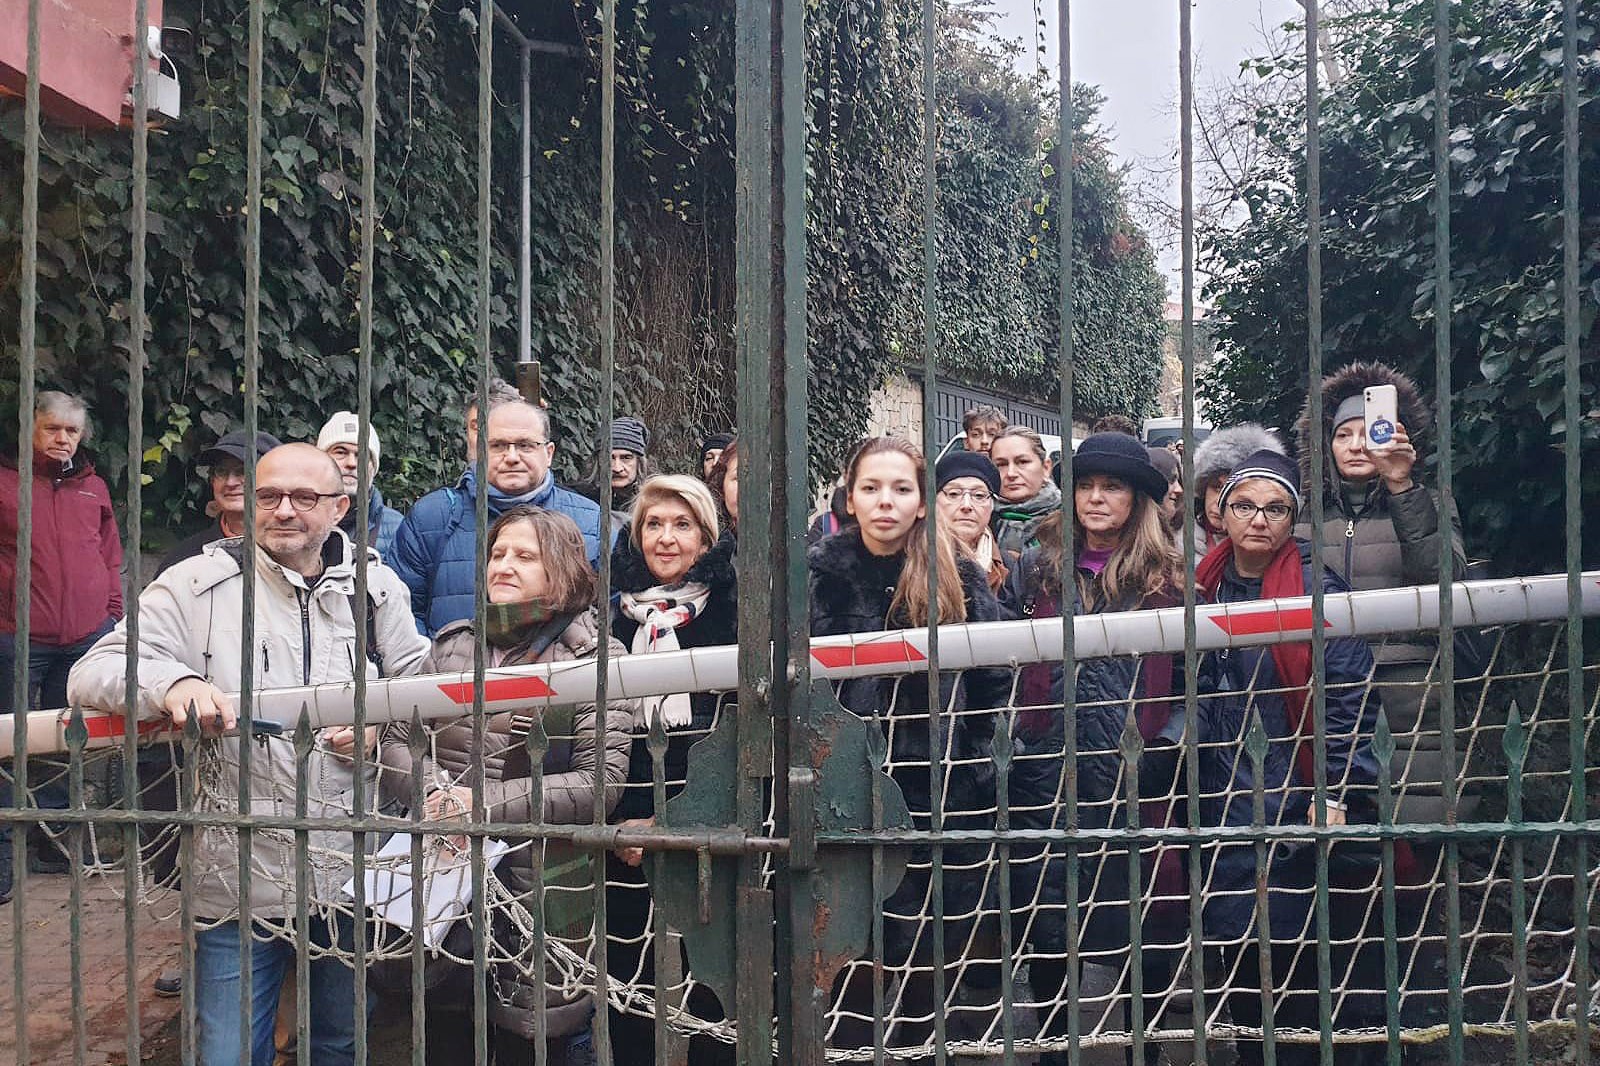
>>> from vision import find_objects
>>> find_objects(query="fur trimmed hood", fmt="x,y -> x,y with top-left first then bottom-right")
1191,424 -> 1287,487
1295,361 -> 1430,498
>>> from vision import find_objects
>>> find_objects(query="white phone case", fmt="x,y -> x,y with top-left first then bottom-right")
1363,385 -> 1398,449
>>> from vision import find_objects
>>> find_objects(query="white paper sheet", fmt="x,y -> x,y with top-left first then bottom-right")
346,833 -> 511,949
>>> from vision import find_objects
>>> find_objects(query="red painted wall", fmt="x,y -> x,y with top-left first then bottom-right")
0,0 -> 162,128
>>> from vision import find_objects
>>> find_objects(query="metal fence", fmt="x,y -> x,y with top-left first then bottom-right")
4,1 -> 1595,1066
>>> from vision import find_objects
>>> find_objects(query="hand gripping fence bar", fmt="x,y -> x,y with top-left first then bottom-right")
7,569 -> 1599,758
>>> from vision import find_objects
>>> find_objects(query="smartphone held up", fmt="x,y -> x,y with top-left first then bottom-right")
1363,384 -> 1398,451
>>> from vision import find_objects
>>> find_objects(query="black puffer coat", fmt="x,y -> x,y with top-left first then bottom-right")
808,527 -> 1010,965
808,527 -> 1011,816
1002,550 -> 1185,954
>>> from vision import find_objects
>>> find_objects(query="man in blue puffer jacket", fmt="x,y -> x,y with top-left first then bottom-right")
391,400 -> 607,635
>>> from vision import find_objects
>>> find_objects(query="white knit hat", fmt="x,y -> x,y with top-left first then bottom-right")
316,411 -> 380,471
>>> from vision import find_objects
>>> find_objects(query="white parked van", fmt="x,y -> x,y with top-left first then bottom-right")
1141,417 -> 1212,449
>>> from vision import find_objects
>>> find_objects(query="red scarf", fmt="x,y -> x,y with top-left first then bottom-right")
1196,538 -> 1316,786
1198,539 -> 1424,883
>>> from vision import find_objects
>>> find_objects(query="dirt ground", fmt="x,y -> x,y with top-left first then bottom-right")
4,874 -> 1593,1065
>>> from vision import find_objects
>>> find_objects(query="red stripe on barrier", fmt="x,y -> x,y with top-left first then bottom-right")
1208,607 -> 1329,637
811,641 -> 927,670
438,677 -> 555,705
82,716 -> 169,740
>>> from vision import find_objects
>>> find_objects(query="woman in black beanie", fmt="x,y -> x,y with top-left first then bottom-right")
933,450 -> 1008,594
1001,432 -> 1186,1066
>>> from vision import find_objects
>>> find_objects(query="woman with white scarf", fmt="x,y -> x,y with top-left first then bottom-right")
604,474 -> 738,1066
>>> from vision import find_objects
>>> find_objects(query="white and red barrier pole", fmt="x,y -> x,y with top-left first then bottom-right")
4,571 -> 1597,758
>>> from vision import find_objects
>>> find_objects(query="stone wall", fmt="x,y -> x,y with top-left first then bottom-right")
863,370 -> 923,442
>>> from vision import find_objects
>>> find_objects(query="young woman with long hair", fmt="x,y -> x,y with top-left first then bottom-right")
807,436 -> 1010,1057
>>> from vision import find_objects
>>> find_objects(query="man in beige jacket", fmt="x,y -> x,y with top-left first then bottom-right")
69,443 -> 429,1066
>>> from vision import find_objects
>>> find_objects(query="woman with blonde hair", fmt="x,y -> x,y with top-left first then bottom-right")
1000,432 -> 1186,1066
605,473 -> 738,1066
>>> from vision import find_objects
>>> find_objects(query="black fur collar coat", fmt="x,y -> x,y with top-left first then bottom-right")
806,526 -> 1010,821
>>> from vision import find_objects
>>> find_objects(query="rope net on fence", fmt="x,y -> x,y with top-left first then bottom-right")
4,612 -> 1597,1059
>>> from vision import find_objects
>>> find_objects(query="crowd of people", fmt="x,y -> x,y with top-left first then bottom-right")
0,363 -> 1473,1065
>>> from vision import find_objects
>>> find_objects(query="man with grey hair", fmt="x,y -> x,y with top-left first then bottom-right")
392,398 -> 606,634
0,390 -> 124,900
69,442 -> 429,1065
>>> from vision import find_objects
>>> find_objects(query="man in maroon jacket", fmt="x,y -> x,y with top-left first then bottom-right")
1,391 -> 124,898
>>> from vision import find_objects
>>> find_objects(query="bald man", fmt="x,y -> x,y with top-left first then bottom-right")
69,442 -> 429,1066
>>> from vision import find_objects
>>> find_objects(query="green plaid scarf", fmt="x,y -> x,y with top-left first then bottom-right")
484,597 -> 560,651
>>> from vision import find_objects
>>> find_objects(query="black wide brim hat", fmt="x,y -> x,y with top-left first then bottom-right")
1069,432 -> 1170,503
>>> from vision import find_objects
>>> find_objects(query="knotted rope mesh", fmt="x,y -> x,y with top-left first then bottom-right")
4,617 -> 1597,1059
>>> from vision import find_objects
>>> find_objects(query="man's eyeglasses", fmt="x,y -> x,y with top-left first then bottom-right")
487,439 -> 550,457
255,488 -> 345,512
1227,500 -> 1294,523
938,487 -> 994,506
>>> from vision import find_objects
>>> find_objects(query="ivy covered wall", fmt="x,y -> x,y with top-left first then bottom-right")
0,0 -> 1165,538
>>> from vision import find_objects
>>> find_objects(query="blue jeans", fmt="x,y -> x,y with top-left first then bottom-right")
194,915 -> 363,1066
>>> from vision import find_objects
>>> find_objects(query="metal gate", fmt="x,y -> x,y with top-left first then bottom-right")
4,0 -> 1597,1065
928,380 -> 1064,454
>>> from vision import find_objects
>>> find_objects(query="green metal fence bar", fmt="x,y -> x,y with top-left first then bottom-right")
871,710 -> 887,1066
733,0 -> 779,1059
915,0 -> 949,1056
1303,3 -> 1336,1060
67,711 -> 85,1064
1504,705 -> 1529,1065
181,720 -> 199,1066
594,0 -> 617,1061
1374,704 -> 1400,1066
7,802 -> 1595,845
1247,711 -> 1278,1065
525,705 -> 550,1066
406,707 -> 428,1066
10,0 -> 40,1052
1177,2 -> 1209,1063
348,0 -> 380,1050
1123,711 -> 1147,1064
1054,4 -> 1081,1064
1562,0 -> 1591,1061
995,715 -> 1016,1066
470,0 -> 494,1060
238,0 -> 266,1051
777,0 -> 812,1055
1430,3 -> 1465,1062
293,709 -> 312,1066
123,0 -> 150,1056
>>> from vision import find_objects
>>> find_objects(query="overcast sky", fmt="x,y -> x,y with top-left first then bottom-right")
987,0 -> 1304,285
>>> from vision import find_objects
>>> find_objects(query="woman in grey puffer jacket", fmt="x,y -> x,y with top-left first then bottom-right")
1293,361 -> 1469,844
381,505 -> 635,1065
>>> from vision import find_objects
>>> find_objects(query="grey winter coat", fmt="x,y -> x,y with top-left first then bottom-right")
1294,361 -> 1466,665
67,532 -> 431,920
